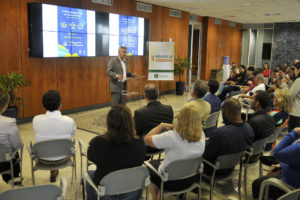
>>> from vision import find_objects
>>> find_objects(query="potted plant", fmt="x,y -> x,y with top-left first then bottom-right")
0,71 -> 29,120
174,57 -> 190,95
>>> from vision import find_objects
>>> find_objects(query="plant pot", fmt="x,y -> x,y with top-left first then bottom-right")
2,106 -> 19,121
176,81 -> 185,95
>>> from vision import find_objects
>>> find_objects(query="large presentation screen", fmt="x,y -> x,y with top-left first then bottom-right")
28,3 -> 149,58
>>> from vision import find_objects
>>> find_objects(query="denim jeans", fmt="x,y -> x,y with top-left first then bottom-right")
83,170 -> 142,200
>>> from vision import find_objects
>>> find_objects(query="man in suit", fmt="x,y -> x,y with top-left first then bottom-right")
186,80 -> 211,122
203,79 -> 222,114
107,46 -> 135,106
134,83 -> 173,153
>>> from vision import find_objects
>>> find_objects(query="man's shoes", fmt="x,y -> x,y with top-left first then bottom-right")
50,170 -> 59,182
260,156 -> 279,166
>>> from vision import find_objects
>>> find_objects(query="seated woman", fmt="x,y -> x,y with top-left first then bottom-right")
262,63 -> 271,78
86,105 -> 146,200
0,91 -> 23,185
252,127 -> 300,200
144,104 -> 205,200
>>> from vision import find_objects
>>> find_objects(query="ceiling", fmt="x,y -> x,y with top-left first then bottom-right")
136,0 -> 300,24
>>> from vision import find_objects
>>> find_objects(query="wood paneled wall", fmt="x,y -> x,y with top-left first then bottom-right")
201,17 -> 242,80
0,0 -> 190,118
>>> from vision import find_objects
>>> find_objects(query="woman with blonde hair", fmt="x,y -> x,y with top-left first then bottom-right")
144,104 -> 205,200
269,89 -> 291,128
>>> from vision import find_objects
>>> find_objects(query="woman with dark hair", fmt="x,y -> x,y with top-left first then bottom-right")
262,63 -> 271,78
86,105 -> 146,200
0,91 -> 23,185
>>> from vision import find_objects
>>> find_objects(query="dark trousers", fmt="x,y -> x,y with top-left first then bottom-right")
252,174 -> 286,199
111,92 -> 126,106
0,153 -> 20,183
288,115 -> 300,132
218,85 -> 240,101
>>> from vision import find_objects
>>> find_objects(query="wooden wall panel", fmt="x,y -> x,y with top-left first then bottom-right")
201,17 -> 242,80
0,0 -> 21,73
1,0 -> 242,118
3,0 -> 191,118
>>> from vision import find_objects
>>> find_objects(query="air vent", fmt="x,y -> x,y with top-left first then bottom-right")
214,18 -> 222,25
229,22 -> 236,27
170,9 -> 181,18
137,2 -> 152,13
92,0 -> 113,6
189,14 -> 198,22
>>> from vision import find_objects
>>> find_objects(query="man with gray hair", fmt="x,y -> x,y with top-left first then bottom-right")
134,83 -> 173,139
186,80 -> 211,122
107,46 -> 135,106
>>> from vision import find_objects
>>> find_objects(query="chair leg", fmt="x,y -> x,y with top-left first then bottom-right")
32,170 -> 35,185
74,157 -> 77,200
259,161 -> 263,177
244,165 -> 248,198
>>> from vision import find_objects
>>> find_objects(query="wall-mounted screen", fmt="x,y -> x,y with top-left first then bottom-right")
28,3 -> 149,58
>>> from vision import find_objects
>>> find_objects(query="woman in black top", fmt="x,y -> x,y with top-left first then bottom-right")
85,105 -> 146,200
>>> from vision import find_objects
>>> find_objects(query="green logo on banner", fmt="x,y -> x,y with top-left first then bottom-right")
154,74 -> 158,78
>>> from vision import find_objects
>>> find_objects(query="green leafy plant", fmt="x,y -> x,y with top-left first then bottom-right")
0,71 -> 29,107
174,57 -> 190,82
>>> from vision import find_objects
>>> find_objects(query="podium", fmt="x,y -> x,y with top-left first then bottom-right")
122,76 -> 145,106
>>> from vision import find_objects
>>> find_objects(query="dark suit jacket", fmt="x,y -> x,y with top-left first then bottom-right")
134,101 -> 174,138
248,110 -> 275,141
107,57 -> 133,93
203,122 -> 254,175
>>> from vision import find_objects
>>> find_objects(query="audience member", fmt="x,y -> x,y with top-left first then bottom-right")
252,127 -> 300,200
186,80 -> 211,122
86,105 -> 146,200
33,90 -> 76,182
268,89 -> 291,128
144,104 -> 205,200
262,63 -> 271,78
203,80 -> 221,114
0,91 -> 23,185
248,90 -> 275,141
288,62 -> 300,132
203,98 -> 254,175
134,83 -> 173,154
218,65 -> 249,101
240,73 -> 266,98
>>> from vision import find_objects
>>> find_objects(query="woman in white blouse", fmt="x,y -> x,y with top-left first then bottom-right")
144,103 -> 205,200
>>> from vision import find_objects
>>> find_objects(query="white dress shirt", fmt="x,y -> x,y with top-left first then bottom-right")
33,110 -> 76,160
119,57 -> 127,82
247,83 -> 266,95
0,115 -> 23,152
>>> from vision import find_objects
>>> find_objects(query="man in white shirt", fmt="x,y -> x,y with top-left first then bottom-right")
33,90 -> 76,182
107,46 -> 135,106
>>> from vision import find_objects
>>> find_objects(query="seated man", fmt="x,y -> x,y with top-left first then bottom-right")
186,80 -> 211,123
218,65 -> 249,101
33,90 -> 76,182
134,83 -> 173,154
203,79 -> 221,114
203,98 -> 254,175
248,90 -> 275,141
0,91 -> 23,185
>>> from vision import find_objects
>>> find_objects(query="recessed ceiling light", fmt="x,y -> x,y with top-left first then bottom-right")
264,13 -> 280,16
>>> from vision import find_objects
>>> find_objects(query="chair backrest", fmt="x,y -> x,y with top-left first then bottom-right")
32,139 -> 74,159
204,111 -> 220,129
251,137 -> 268,155
99,166 -> 150,196
278,188 -> 300,200
267,127 -> 284,143
215,151 -> 245,170
0,144 -> 11,162
0,185 -> 62,200
163,155 -> 203,181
